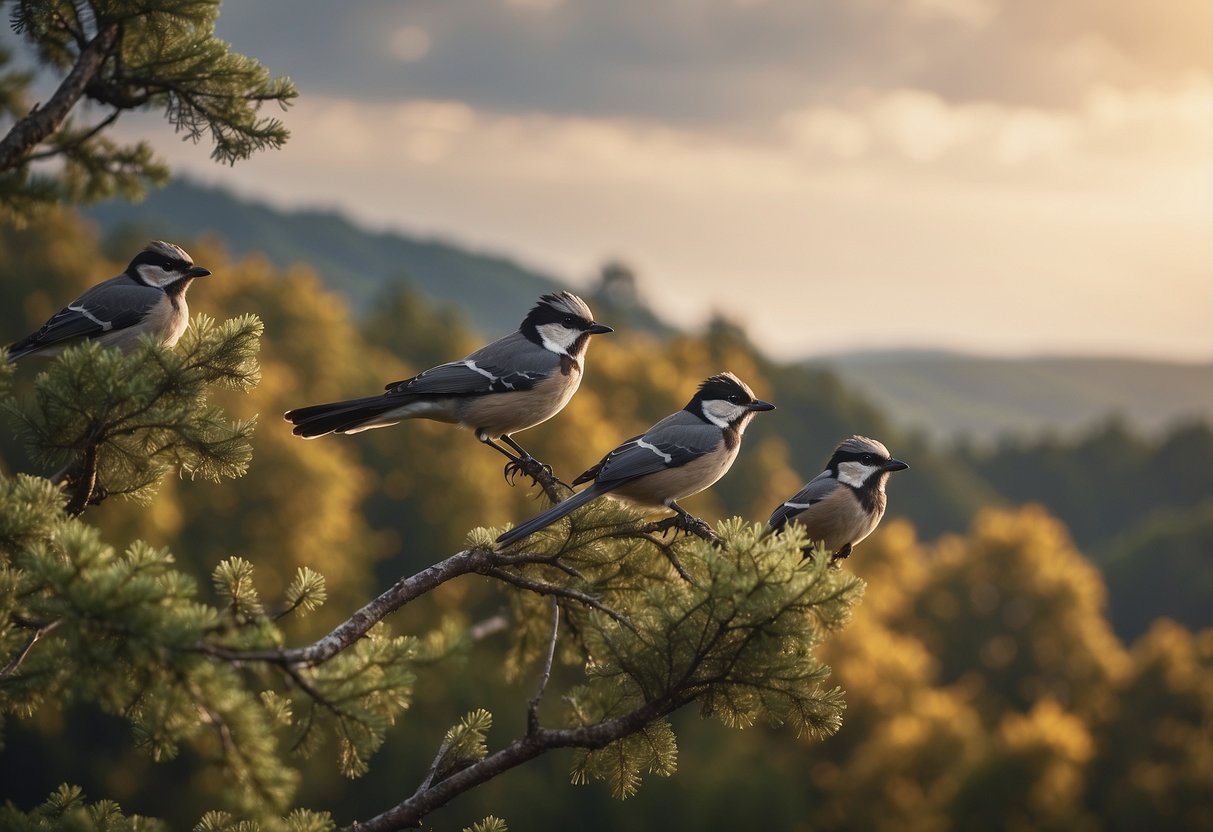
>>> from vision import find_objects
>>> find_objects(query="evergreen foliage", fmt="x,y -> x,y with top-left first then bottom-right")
0,245 -> 865,827
0,0 -> 296,220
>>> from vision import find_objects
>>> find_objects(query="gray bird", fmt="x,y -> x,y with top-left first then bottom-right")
284,292 -> 612,479
7,241 -> 211,361
767,435 -> 908,563
496,372 -> 775,547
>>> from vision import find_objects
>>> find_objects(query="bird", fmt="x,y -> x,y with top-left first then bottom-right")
284,292 -> 612,483
7,241 -> 211,361
496,372 -> 775,548
767,435 -> 908,564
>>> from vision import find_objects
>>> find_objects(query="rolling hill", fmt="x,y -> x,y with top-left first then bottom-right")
810,350 -> 1213,442
82,178 -> 673,338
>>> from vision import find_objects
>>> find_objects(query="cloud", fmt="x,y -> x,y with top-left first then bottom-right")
130,68 -> 1211,360
211,0 -> 1210,121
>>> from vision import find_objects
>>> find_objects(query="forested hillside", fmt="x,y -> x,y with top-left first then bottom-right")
2,210 -> 1210,830
84,179 -> 674,339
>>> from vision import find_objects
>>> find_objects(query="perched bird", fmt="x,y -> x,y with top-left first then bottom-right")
284,292 -> 612,481
7,241 -> 211,361
767,435 -> 908,563
496,372 -> 775,548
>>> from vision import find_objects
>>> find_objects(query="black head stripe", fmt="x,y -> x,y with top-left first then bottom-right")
525,292 -> 592,325
684,372 -> 755,414
126,250 -> 188,276
521,291 -> 595,343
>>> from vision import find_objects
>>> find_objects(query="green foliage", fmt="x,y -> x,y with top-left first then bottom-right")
0,783 -> 169,831
1,0 -> 296,220
0,471 -> 417,822
489,502 -> 863,800
463,817 -> 508,832
432,709 -> 493,785
5,315 -> 261,511
570,718 -> 678,800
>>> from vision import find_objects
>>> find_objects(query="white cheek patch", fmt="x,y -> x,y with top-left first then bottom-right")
837,461 -> 878,488
700,399 -> 745,429
136,264 -> 173,288
535,322 -> 577,356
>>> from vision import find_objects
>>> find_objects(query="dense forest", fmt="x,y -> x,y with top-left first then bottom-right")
2,210 -> 1210,830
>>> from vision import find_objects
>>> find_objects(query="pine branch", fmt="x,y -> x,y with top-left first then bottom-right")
0,19 -> 120,171
343,696 -> 689,832
192,545 -> 638,668
193,548 -> 496,667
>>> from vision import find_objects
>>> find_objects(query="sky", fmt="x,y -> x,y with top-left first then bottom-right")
112,1 -> 1211,361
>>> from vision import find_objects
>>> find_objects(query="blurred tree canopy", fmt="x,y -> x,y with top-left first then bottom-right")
1,208 -> 1211,830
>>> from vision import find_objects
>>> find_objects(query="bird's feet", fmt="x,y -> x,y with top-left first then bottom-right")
805,543 -> 853,570
647,511 -> 721,545
827,543 -> 852,568
503,454 -> 568,498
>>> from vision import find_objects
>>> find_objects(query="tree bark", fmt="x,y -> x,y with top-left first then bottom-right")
0,20 -> 121,172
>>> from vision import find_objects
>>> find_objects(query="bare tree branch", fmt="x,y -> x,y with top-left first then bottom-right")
526,598 -> 559,736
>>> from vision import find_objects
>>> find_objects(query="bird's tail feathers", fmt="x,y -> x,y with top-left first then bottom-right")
495,483 -> 608,548
284,395 -> 403,438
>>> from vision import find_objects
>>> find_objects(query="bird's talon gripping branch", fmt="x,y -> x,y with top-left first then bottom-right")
672,511 -> 720,544
503,455 -> 567,495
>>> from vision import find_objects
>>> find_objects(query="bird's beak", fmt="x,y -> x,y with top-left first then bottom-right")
585,322 -> 613,335
884,458 -> 909,472
186,266 -> 212,278
747,399 -> 776,412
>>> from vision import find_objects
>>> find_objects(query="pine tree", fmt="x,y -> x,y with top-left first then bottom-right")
0,0 -> 296,220
0,314 -> 865,829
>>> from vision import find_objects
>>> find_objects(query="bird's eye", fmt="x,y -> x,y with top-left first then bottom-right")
562,315 -> 577,327
727,394 -> 742,404
860,453 -> 875,465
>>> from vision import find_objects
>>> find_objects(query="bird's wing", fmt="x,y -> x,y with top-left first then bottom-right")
14,276 -> 161,349
385,333 -> 553,396
588,413 -> 721,487
768,471 -> 838,529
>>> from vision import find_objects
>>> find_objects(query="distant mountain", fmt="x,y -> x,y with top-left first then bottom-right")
809,350 -> 1213,442
82,179 -> 672,338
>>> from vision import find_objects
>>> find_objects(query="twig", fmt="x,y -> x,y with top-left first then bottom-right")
604,527 -> 696,583
482,567 -> 635,633
527,598 -> 559,736
467,614 -> 509,642
0,618 -> 63,679
417,738 -> 452,792
341,694 -> 693,832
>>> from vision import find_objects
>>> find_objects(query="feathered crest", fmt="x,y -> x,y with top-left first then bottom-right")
531,291 -> 594,322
